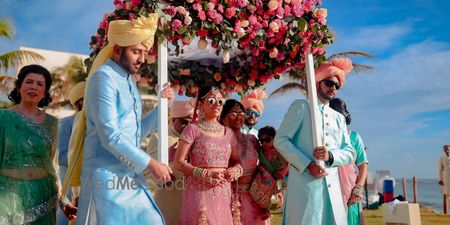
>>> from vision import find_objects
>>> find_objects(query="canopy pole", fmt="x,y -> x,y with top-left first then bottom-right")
157,41 -> 169,164
305,53 -> 324,167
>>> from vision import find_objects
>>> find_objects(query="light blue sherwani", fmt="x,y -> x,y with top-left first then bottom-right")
76,60 -> 164,225
274,99 -> 355,225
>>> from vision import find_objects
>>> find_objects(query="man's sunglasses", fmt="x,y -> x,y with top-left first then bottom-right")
246,110 -> 260,118
322,80 -> 341,90
259,137 -> 272,144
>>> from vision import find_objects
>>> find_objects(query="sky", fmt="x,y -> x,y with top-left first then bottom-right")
1,0 -> 450,179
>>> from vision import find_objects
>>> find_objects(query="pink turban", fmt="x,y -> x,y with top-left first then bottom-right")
315,57 -> 353,87
240,89 -> 267,114
171,99 -> 195,118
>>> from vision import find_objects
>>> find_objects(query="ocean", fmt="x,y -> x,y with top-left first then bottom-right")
392,178 -> 445,212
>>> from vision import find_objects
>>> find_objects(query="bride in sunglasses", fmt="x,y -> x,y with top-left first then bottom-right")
174,86 -> 243,225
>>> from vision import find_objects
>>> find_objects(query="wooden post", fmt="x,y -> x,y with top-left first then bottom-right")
413,177 -> 417,203
402,177 -> 408,201
365,178 -> 369,208
157,41 -> 169,164
444,194 -> 448,214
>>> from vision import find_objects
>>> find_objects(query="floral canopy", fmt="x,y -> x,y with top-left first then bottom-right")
86,0 -> 334,97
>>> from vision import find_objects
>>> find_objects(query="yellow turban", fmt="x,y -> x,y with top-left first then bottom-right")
68,82 -> 86,108
62,14 -> 159,195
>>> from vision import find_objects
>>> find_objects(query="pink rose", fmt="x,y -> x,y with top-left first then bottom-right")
217,4 -> 224,13
184,16 -> 192,25
214,72 -> 222,81
171,19 -> 183,31
234,84 -> 243,92
268,0 -> 278,10
247,4 -> 257,13
198,11 -> 206,20
225,7 -> 236,19
237,0 -> 249,7
193,3 -> 203,11
269,21 -> 279,32
284,0 -> 291,3
145,55 -> 156,64
237,27 -> 246,38
207,2 -> 215,10
240,20 -> 249,28
186,0 -> 194,3
176,6 -> 187,15
269,48 -> 279,58
165,6 -> 177,17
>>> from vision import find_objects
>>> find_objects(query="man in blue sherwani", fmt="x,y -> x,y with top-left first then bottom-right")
74,14 -> 174,225
274,58 -> 356,225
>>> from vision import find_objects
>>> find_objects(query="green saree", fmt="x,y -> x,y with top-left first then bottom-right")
0,109 -> 59,225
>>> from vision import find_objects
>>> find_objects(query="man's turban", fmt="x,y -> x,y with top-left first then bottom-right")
88,14 -> 159,76
68,82 -> 86,108
315,57 -> 353,87
240,89 -> 267,114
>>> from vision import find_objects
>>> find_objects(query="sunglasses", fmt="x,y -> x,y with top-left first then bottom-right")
246,110 -> 260,118
259,137 -> 273,144
228,111 -> 245,119
206,97 -> 224,106
322,80 -> 341,90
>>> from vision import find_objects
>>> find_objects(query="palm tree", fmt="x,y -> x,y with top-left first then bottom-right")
270,51 -> 375,97
49,56 -> 87,108
0,19 -> 44,72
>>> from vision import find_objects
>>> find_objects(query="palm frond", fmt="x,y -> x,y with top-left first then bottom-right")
0,19 -> 15,40
328,51 -> 374,60
351,63 -> 375,74
0,50 -> 44,72
269,82 -> 307,98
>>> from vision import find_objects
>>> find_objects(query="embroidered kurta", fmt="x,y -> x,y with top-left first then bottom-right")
0,109 -> 58,225
76,60 -> 163,225
274,100 -> 355,225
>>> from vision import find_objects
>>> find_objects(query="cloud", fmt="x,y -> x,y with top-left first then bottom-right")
329,22 -> 413,54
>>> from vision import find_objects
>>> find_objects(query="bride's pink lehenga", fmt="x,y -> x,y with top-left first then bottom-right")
178,124 -> 237,225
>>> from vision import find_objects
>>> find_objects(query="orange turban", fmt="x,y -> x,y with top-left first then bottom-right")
315,57 -> 353,87
240,89 -> 267,114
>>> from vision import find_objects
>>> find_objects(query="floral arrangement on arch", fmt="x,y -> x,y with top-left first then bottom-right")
86,0 -> 334,97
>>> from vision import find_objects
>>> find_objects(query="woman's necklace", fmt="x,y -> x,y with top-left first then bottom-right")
196,119 -> 224,133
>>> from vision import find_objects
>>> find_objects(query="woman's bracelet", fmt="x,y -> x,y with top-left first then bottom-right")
58,196 -> 71,209
352,184 -> 364,197
193,167 -> 208,178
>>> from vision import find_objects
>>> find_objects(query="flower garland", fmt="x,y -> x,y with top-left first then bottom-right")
86,0 -> 334,96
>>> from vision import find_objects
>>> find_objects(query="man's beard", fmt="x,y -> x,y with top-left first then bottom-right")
318,86 -> 334,101
245,119 -> 256,127
119,51 -> 140,74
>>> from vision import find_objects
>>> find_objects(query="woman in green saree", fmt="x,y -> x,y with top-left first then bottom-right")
0,65 -> 77,225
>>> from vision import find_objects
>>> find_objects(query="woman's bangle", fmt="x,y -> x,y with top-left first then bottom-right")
58,196 -> 70,209
352,184 -> 364,197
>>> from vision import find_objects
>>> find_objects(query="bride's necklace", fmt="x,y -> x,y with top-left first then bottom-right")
196,119 -> 224,133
